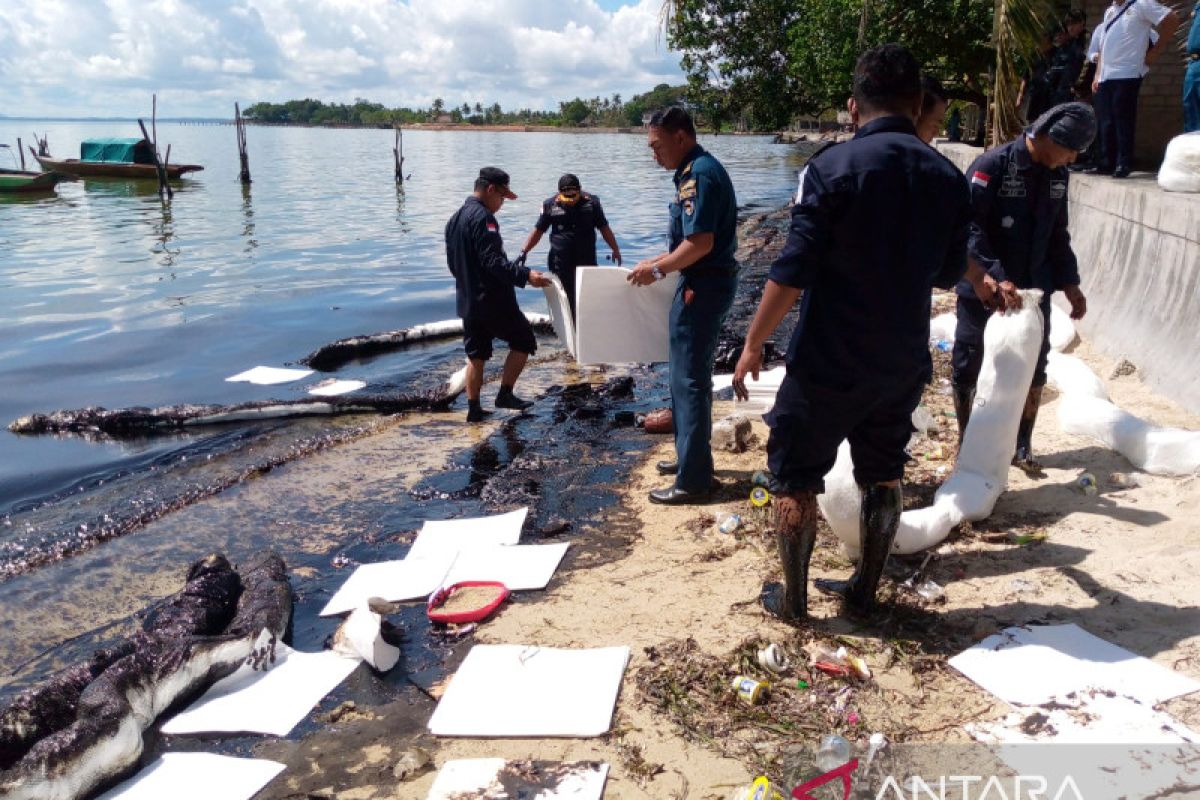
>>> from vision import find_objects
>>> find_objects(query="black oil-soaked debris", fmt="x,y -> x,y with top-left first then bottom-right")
300,317 -> 556,371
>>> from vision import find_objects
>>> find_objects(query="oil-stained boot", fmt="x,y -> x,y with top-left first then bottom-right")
1012,385 -> 1044,473
761,492 -> 817,621
816,483 -> 902,613
951,382 -> 975,445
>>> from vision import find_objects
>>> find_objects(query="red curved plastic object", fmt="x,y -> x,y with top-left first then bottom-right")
426,580 -> 510,624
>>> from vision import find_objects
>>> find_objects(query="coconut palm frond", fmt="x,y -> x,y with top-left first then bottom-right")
991,0 -> 1057,144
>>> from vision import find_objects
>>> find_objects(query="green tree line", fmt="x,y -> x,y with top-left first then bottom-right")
243,84 -> 690,128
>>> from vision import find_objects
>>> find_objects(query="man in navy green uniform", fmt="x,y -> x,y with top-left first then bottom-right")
953,102 -> 1094,469
445,167 -> 551,423
628,107 -> 739,505
732,45 -> 977,618
520,174 -> 622,316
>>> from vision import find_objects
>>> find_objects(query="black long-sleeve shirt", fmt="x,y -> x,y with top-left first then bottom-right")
445,196 -> 530,320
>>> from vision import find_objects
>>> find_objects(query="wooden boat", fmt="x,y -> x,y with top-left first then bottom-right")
32,138 -> 203,180
0,169 -> 75,193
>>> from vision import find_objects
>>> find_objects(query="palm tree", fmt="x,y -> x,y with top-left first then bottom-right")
990,0 -> 1056,144
432,97 -> 445,117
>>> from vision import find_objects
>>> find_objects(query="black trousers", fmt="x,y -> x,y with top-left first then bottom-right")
1094,78 -> 1142,172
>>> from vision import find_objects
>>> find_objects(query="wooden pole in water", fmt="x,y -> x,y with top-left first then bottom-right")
393,124 -> 404,184
17,138 -> 25,171
138,117 -> 172,199
235,103 -> 252,184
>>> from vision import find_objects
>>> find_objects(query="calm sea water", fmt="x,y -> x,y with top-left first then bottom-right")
0,123 -> 801,516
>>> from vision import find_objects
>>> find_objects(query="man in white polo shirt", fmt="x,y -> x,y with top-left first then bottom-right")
1090,0 -> 1182,177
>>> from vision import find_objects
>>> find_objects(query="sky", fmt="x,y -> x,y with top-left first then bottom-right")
0,0 -> 684,118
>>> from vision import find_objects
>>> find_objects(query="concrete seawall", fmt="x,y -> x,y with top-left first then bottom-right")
937,142 -> 1200,416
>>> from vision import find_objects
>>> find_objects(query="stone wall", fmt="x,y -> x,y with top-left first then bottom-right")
1083,0 -> 1187,169
938,142 -> 1200,414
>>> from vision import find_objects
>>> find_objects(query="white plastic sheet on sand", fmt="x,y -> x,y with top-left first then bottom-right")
332,604 -> 400,672
712,366 -> 786,414
95,753 -> 285,800
160,643 -> 360,736
225,366 -> 314,385
821,291 -> 1045,556
427,645 -> 629,737
426,759 -> 609,800
542,274 -> 577,358
1158,132 -> 1200,193
575,267 -> 678,365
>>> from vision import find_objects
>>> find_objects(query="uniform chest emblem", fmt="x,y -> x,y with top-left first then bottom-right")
550,206 -> 566,217
999,161 -> 1026,198
1050,180 -> 1067,199
1001,216 -> 1015,229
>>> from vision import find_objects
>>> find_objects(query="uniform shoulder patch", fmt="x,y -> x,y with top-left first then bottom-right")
683,198 -> 695,216
486,222 -> 498,233
971,170 -> 991,187
678,178 -> 698,199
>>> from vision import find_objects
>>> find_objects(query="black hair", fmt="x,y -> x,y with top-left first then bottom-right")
852,44 -> 922,115
648,106 -> 696,138
473,177 -> 491,192
1064,9 -> 1085,25
920,75 -> 948,114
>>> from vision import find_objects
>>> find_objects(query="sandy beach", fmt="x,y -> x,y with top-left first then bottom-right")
252,220 -> 1200,799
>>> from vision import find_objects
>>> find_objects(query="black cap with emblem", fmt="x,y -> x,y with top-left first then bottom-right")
478,166 -> 517,199
558,173 -> 581,192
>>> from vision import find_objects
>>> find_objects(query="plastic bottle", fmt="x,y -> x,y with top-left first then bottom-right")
715,511 -> 742,534
815,734 -> 853,773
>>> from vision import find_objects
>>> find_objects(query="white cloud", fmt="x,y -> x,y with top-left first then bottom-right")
0,0 -> 682,117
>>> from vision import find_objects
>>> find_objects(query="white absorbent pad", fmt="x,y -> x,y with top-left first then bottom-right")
407,507 -> 528,559
95,753 -> 285,800
542,274 -> 577,358
428,645 -> 630,737
427,759 -> 609,800
161,643 -> 360,736
712,366 -> 787,414
820,291 -> 1045,556
319,553 -> 457,616
307,379 -> 367,396
1158,132 -> 1200,193
225,366 -> 314,385
575,267 -> 678,365
441,543 -> 571,590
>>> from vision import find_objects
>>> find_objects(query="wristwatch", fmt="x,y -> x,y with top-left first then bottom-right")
651,265 -> 665,282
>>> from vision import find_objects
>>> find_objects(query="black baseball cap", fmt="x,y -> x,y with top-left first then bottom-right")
558,173 -> 581,192
478,166 -> 517,199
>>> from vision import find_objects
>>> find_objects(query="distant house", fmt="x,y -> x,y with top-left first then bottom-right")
641,112 -> 653,127
434,114 -> 454,124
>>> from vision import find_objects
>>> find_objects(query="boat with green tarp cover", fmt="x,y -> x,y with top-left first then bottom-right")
32,138 -> 203,179
0,168 -> 75,193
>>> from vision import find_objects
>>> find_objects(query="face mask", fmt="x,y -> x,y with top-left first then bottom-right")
557,192 -> 581,206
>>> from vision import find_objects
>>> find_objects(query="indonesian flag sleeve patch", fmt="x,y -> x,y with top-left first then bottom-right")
971,171 -> 990,188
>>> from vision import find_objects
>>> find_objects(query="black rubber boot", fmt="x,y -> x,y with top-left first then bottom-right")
466,400 -> 492,423
1012,385 -> 1044,473
951,382 -> 975,445
761,493 -> 817,621
818,484 -> 902,613
844,484 -> 902,612
495,385 -> 534,411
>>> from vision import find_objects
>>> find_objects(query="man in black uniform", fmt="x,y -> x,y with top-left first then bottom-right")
520,174 -> 622,316
445,167 -> 551,423
952,102 -> 1094,469
732,45 -> 982,618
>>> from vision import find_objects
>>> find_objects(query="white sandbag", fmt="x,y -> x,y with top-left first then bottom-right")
331,604 -> 400,672
1157,132 -> 1200,194
1055,390 -> 1200,476
821,292 -> 1044,556
1048,303 -> 1077,352
1046,351 -> 1108,400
